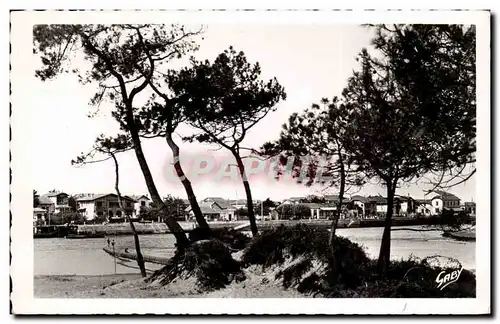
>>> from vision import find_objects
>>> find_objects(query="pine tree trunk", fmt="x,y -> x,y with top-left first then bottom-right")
165,132 -> 211,232
328,152 -> 346,278
81,36 -> 189,248
377,180 -> 397,273
127,122 -> 190,249
328,188 -> 344,248
110,153 -> 147,277
233,151 -> 258,237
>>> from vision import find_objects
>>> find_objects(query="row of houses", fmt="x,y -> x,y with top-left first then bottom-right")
34,190 -> 152,225
184,197 -> 263,222
279,190 -> 476,219
183,190 -> 476,222
34,192 -> 261,225
33,190 -> 261,225
34,189 -> 476,225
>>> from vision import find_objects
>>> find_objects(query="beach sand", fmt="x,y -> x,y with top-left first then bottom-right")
34,268 -> 307,298
34,274 -> 144,298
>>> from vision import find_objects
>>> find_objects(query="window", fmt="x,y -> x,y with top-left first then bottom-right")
141,201 -> 146,207
116,210 -> 122,216
435,200 -> 439,206
96,201 -> 103,207
97,211 -> 103,216
126,202 -> 132,207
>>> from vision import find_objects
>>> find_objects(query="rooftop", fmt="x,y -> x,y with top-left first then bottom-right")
365,196 -> 387,204
46,191 -> 68,197
76,193 -> 137,202
324,195 -> 339,201
128,194 -> 150,201
286,197 -> 304,202
186,201 -> 224,214
429,190 -> 461,201
350,195 -> 369,203
38,195 -> 53,205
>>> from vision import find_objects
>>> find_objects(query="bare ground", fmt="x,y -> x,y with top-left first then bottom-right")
34,266 -> 308,298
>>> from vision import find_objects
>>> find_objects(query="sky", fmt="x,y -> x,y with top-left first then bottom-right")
29,24 -> 476,202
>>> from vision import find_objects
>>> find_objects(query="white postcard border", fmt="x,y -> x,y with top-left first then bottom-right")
10,9 -> 490,315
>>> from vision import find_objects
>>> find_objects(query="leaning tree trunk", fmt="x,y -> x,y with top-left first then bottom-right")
110,152 -> 147,277
82,37 -> 189,249
165,132 -> 210,232
127,118 -> 190,249
377,180 -> 397,273
233,150 -> 258,237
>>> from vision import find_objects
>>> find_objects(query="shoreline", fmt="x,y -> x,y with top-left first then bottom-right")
34,217 -> 470,239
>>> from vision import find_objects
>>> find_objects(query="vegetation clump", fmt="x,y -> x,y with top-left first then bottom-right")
241,224 -> 476,298
188,227 -> 251,251
323,257 -> 476,298
145,225 -> 475,298
241,224 -> 370,290
147,239 -> 245,291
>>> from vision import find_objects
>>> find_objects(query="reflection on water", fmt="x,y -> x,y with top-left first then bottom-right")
34,226 -> 475,276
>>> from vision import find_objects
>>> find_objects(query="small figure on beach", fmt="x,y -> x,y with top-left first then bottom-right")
107,237 -> 110,247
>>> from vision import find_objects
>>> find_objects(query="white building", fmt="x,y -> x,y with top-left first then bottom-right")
33,207 -> 47,226
428,190 -> 462,215
76,193 -> 136,221
129,195 -> 151,217
416,199 -> 433,216
351,196 -> 368,217
376,204 -> 388,214
39,191 -> 72,214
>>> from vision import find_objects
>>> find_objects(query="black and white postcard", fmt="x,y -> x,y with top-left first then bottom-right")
9,9 -> 491,315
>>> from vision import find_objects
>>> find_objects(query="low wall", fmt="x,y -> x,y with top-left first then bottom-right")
77,223 -> 169,235
232,217 -> 448,232
76,221 -> 247,235
76,217 -> 449,235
